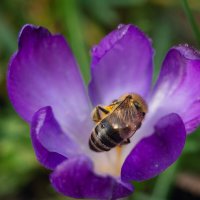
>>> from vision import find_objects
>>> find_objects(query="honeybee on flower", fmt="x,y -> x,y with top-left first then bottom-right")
7,24 -> 200,199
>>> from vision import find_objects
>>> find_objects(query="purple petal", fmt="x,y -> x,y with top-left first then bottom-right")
31,106 -> 81,170
50,155 -> 133,199
88,24 -> 154,106
7,24 -> 91,137
121,113 -> 186,182
151,45 -> 200,133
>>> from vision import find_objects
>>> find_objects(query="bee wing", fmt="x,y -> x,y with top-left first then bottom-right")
106,102 -> 140,139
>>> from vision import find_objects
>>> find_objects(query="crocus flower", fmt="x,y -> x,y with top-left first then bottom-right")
7,24 -> 200,199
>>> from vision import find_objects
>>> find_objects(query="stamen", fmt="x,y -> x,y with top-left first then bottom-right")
116,146 -> 122,175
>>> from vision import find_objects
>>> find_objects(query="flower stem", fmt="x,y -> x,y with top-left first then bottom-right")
150,162 -> 178,200
181,0 -> 200,46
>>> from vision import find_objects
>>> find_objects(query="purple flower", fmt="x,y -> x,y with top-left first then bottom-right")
7,24 -> 200,199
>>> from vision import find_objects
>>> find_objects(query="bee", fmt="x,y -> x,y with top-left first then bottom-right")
89,93 -> 148,152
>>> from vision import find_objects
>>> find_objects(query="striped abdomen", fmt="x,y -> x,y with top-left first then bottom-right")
89,119 -> 123,152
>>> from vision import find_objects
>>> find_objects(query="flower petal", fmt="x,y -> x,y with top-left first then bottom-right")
50,155 -> 133,199
31,106 -> 81,170
121,113 -> 186,182
88,24 -> 154,106
7,24 -> 91,137
151,45 -> 200,133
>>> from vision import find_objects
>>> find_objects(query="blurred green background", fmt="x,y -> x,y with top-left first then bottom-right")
0,0 -> 200,200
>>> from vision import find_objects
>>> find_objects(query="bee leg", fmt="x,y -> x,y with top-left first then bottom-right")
112,99 -> 118,104
120,139 -> 130,146
92,108 -> 101,123
111,99 -> 121,106
97,106 -> 110,114
91,106 -> 110,123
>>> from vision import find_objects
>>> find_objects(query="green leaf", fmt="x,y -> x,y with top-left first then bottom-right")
55,0 -> 90,84
181,0 -> 200,47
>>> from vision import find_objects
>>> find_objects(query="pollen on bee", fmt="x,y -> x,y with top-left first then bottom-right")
116,146 -> 122,158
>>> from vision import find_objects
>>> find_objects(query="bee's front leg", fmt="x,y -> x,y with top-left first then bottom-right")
91,106 -> 110,123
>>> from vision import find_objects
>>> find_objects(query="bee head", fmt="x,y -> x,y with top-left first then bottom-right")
126,93 -> 148,116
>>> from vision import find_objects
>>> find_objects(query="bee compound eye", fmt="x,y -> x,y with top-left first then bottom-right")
134,101 -> 140,110
128,95 -> 132,99
101,123 -> 105,129
142,112 -> 146,117
137,122 -> 142,129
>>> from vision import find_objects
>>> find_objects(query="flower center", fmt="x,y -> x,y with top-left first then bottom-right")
91,146 -> 126,177
88,93 -> 148,176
